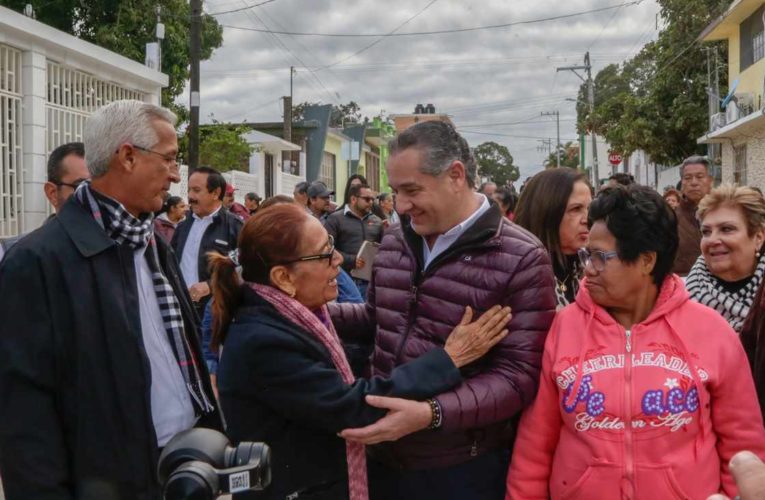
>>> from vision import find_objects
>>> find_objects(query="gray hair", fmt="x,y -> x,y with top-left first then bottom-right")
388,121 -> 477,189
680,155 -> 711,177
84,100 -> 177,178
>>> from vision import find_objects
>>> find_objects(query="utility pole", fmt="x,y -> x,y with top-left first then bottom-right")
557,51 -> 598,185
542,110 -> 560,167
290,66 -> 295,103
156,6 -> 164,70
189,0 -> 202,173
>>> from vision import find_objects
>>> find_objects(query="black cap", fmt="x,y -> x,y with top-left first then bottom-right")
307,181 -> 334,198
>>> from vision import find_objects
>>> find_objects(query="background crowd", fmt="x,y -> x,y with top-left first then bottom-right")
1,100 -> 765,500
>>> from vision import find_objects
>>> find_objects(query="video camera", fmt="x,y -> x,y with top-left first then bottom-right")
157,428 -> 271,499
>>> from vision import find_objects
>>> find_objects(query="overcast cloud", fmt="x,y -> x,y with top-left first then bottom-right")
187,0 -> 660,181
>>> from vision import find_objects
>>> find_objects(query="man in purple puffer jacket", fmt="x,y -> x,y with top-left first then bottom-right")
329,121 -> 557,499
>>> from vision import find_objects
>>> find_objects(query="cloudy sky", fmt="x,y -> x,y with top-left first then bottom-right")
188,0 -> 660,181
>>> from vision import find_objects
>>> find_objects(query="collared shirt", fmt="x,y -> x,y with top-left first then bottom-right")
343,204 -> 370,220
421,194 -> 491,269
179,206 -> 221,285
134,246 -> 196,446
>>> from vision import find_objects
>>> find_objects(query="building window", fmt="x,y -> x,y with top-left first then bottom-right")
734,144 -> 747,185
740,5 -> 765,71
320,151 -> 336,192
365,152 -> 380,191
0,44 -> 22,238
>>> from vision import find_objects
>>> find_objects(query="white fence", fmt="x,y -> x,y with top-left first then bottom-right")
170,165 -> 299,203
0,45 -> 22,238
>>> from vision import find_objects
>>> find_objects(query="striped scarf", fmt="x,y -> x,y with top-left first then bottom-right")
686,252 -> 765,333
75,182 -> 214,415
248,282 -> 368,500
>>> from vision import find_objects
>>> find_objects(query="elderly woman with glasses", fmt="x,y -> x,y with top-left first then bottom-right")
507,185 -> 765,499
208,203 -> 512,500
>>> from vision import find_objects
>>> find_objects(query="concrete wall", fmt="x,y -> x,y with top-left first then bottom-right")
721,122 -> 765,189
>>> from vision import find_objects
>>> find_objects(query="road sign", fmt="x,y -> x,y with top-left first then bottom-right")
608,152 -> 622,166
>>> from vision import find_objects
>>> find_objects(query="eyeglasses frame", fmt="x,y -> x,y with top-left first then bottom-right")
577,247 -> 619,272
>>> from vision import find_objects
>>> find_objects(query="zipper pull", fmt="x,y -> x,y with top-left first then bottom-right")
410,285 -> 418,303
470,439 -> 478,457
625,329 -> 632,353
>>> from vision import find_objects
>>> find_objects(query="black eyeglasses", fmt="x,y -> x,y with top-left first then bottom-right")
53,179 -> 87,190
577,247 -> 619,272
130,144 -> 179,166
283,236 -> 336,266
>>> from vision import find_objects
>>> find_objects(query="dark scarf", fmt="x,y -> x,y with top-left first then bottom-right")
75,182 -> 214,414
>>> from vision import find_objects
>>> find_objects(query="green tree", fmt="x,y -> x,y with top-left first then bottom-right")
1,0 -> 223,110
576,0 -> 728,165
187,121 -> 255,173
544,141 -> 580,169
473,141 -> 520,185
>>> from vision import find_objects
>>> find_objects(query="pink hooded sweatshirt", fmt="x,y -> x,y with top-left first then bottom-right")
507,275 -> 765,500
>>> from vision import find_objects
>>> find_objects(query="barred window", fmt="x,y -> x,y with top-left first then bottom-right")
319,151 -> 336,194
0,44 -> 22,238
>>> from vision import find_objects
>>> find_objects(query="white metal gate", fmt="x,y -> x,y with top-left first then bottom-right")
46,61 -> 144,154
0,44 -> 22,238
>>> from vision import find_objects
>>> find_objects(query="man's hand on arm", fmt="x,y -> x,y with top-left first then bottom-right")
339,395 -> 432,445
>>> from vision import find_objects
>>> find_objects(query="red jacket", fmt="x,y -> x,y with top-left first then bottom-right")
507,275 -> 765,499
330,208 -> 557,469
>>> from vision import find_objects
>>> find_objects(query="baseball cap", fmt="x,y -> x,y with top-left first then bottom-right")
307,181 -> 334,198
225,184 -> 237,196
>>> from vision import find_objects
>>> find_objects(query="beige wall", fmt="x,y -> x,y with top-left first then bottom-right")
720,121 -> 765,189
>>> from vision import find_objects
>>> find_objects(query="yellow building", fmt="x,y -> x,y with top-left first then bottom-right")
698,0 -> 765,189
321,129 -> 352,204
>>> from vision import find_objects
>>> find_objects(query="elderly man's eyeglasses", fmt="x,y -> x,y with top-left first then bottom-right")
283,236 -> 336,266
577,247 -> 619,272
131,145 -> 179,165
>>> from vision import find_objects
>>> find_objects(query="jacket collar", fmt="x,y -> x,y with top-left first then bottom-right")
56,196 -> 116,257
400,200 -> 503,272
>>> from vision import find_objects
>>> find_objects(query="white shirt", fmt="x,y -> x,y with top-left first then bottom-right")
134,247 -> 196,446
421,194 -> 492,269
179,206 -> 221,285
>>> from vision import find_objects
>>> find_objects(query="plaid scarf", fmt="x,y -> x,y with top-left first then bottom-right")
686,252 -> 765,333
75,182 -> 214,415
249,282 -> 368,500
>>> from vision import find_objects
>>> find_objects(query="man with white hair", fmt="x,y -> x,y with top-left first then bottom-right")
0,100 -> 222,499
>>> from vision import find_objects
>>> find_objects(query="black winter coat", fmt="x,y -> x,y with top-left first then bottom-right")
0,198 -> 222,500
171,207 -> 242,286
218,287 -> 462,500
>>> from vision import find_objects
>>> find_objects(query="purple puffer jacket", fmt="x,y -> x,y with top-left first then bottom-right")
329,207 -> 557,470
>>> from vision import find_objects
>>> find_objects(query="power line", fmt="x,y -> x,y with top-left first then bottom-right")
459,117 -> 576,128
221,1 -> 642,37
318,0 -> 440,70
588,0 -> 636,50
207,0 -> 278,16
457,129 -> 578,141
239,5 -> 341,105
202,53 -> 630,74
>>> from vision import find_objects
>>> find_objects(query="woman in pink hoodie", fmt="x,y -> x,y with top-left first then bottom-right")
507,185 -> 765,500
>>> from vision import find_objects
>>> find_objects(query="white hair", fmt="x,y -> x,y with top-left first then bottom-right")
84,100 -> 177,178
